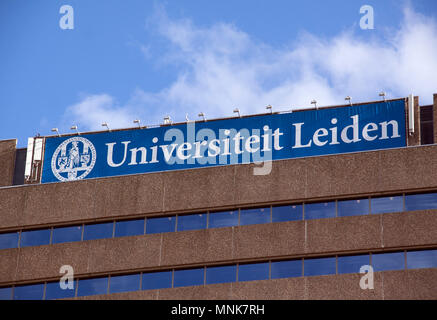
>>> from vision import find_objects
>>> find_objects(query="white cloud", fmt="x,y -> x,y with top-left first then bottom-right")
64,6 -> 437,131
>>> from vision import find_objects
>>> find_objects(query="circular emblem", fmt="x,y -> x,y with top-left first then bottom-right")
51,137 -> 97,182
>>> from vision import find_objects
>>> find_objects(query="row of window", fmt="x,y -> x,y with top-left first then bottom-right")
1,192 -> 437,250
1,249 -> 436,300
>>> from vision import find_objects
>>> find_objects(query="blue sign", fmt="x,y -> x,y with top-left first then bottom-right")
41,100 -> 406,183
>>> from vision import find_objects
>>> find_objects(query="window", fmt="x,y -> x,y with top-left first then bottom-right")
304,257 -> 336,276
177,213 -> 207,232
239,207 -> 270,226
372,252 -> 405,271
206,265 -> 237,284
142,271 -> 172,290
338,254 -> 370,274
208,210 -> 238,229
52,225 -> 82,244
45,281 -> 76,300
271,260 -> 302,279
146,216 -> 176,234
115,219 -> 145,238
77,277 -> 108,297
174,268 -> 204,288
305,202 -> 336,220
407,249 -> 437,269
338,198 -> 369,217
272,205 -> 302,223
83,222 -> 113,241
13,284 -> 44,300
0,232 -> 19,250
0,287 -> 12,300
110,274 -> 141,294
238,262 -> 269,282
20,229 -> 51,247
405,193 -> 437,211
371,196 -> 403,214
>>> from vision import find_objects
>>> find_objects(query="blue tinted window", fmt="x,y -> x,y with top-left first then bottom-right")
272,205 -> 302,222
77,277 -> 108,297
372,252 -> 405,271
52,225 -> 82,244
142,271 -> 172,290
206,265 -> 237,284
110,274 -> 140,294
177,213 -> 207,232
371,196 -> 403,214
405,193 -> 437,211
407,250 -> 437,269
13,284 -> 44,300
338,198 -> 369,217
238,262 -> 269,282
240,207 -> 270,226
45,281 -> 76,300
271,260 -> 302,279
174,268 -> 204,288
20,229 -> 51,247
0,232 -> 19,250
0,287 -> 12,300
304,257 -> 336,276
208,210 -> 238,228
83,222 -> 113,241
115,219 -> 144,238
146,216 -> 176,234
305,202 -> 336,220
338,254 -> 370,274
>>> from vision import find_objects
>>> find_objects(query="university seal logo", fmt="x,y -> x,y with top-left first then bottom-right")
51,137 -> 97,181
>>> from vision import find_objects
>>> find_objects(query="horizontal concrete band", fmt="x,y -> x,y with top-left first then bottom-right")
72,269 -> 437,300
1,144 -> 437,230
1,210 -> 436,285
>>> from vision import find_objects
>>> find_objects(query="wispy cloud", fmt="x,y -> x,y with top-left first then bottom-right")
64,6 -> 437,131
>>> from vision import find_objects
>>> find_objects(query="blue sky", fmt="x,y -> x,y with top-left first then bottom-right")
1,0 -> 437,146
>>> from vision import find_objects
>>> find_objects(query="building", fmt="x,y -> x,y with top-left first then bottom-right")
0,94 -> 436,300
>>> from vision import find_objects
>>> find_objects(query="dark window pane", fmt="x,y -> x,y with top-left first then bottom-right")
115,219 -> 144,238
177,213 -> 207,232
271,260 -> 302,279
206,265 -> 237,284
142,271 -> 172,290
338,198 -> 369,217
13,284 -> 44,300
338,254 -> 370,274
174,268 -> 204,288
272,205 -> 302,222
52,225 -> 82,244
45,281 -> 76,300
240,207 -> 270,226
208,210 -> 238,229
83,222 -> 113,241
0,287 -> 12,300
372,252 -> 405,271
371,196 -> 403,214
20,229 -> 51,247
305,202 -> 336,220
238,262 -> 269,282
405,193 -> 437,211
110,274 -> 140,294
407,250 -> 437,269
146,216 -> 176,234
304,257 -> 336,276
77,277 -> 108,297
0,232 -> 19,250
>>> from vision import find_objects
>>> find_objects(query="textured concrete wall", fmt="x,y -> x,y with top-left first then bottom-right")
72,269 -> 437,300
1,210 -> 436,285
1,145 -> 437,230
0,139 -> 16,187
